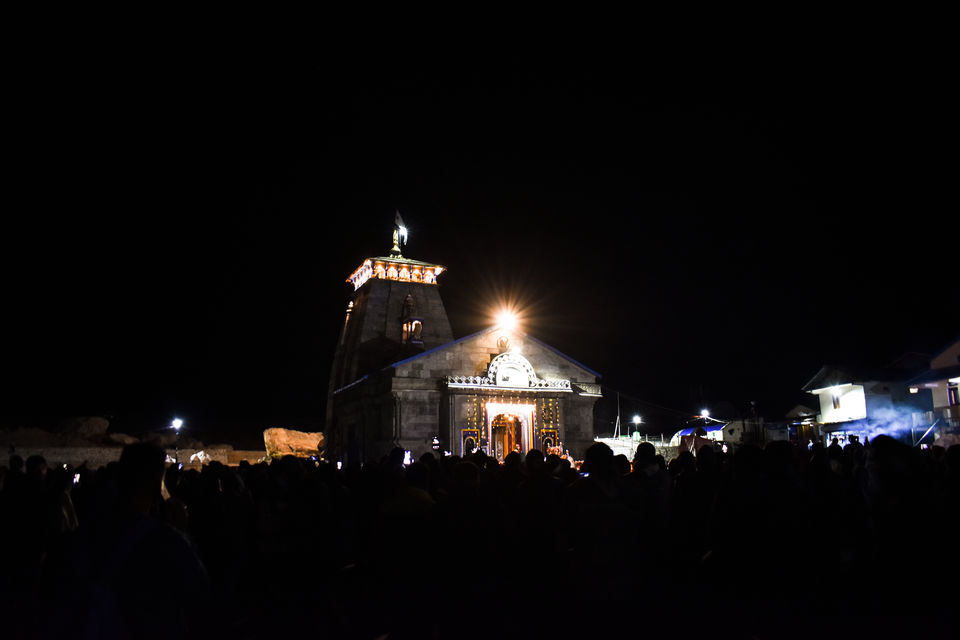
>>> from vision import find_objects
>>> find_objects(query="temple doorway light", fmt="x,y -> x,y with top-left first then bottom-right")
485,401 -> 536,460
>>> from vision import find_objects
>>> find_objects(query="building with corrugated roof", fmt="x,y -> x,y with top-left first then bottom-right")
801,356 -> 936,445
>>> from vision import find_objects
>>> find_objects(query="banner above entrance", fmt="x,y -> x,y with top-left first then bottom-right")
446,352 -> 572,391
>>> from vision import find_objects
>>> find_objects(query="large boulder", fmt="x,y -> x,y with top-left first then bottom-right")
263,428 -> 324,459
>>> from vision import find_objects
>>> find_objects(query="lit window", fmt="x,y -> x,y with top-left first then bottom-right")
387,265 -> 398,280
949,383 -> 959,407
402,319 -> 423,345
401,294 -> 423,345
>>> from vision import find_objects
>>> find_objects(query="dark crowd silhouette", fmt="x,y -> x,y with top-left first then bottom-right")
0,436 -> 957,639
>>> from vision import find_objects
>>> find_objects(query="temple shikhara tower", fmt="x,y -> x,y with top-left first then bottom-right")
327,214 -> 602,464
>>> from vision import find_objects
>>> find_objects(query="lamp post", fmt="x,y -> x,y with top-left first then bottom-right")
632,415 -> 641,440
172,418 -> 183,464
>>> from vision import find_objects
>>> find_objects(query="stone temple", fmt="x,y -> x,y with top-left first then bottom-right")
326,219 -> 602,465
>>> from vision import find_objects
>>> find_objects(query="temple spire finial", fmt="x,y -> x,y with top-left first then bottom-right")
346,211 -> 446,291
391,210 -> 407,257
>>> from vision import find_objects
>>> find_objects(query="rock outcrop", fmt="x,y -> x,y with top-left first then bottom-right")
57,416 -> 111,440
108,433 -> 140,446
1,417 -> 114,448
263,428 -> 325,459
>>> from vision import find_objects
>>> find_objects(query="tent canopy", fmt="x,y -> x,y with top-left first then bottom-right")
674,423 -> 726,437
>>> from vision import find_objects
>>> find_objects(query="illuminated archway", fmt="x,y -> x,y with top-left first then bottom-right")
485,401 -> 535,460
487,352 -> 538,388
490,414 -> 522,460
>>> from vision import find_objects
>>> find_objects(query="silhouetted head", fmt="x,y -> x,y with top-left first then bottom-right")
405,462 -> 430,492
388,447 -> 405,467
808,442 -> 827,467
117,442 -> 167,514
633,442 -> 656,467
419,452 -> 441,476
583,442 -> 615,476
504,451 -> 523,471
466,449 -> 487,468
526,449 -> 545,473
544,453 -> 561,474
450,461 -> 480,496
25,454 -> 47,479
843,440 -> 865,468
865,435 -> 912,476
614,453 -> 630,476
696,445 -> 716,472
673,450 -> 696,475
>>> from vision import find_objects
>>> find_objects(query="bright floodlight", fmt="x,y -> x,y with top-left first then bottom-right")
496,310 -> 518,331
172,418 -> 183,430
701,409 -> 710,418
632,415 -> 641,425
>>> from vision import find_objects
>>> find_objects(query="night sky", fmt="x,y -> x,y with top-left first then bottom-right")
5,48 -> 956,446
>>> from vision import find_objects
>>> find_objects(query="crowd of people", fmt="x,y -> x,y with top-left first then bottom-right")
0,435 -> 956,639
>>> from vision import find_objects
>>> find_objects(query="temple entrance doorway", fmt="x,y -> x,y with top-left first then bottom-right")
485,401 -> 535,461
491,414 -> 523,460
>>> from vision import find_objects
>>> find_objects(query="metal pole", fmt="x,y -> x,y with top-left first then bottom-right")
914,420 -> 938,447
615,392 -> 621,438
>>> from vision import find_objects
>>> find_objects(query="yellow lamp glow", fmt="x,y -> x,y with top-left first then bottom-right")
495,310 -> 518,331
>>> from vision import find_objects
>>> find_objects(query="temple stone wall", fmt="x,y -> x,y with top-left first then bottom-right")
562,395 -> 598,459
331,327 -> 601,463
350,279 -> 453,360
396,389 -> 444,455
328,276 -> 456,426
